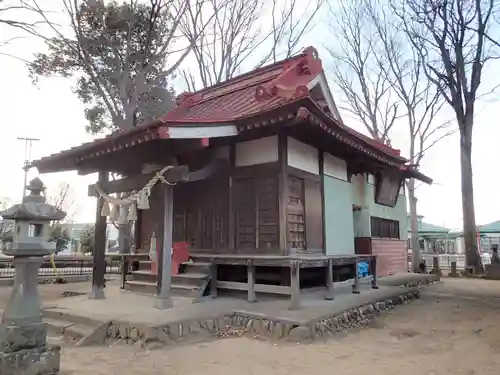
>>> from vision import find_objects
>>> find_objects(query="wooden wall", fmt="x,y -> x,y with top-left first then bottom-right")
371,239 -> 407,276
287,169 -> 323,253
172,172 -> 230,250
354,237 -> 407,276
138,136 -> 326,255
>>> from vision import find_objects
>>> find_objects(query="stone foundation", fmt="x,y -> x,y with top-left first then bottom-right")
95,289 -> 420,347
396,277 -> 439,288
0,345 -> 60,375
485,264 -> 500,280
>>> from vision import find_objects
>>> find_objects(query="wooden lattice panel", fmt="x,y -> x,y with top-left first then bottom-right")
287,176 -> 305,249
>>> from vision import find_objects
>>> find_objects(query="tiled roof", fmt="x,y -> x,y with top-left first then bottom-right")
159,46 -> 326,124
31,46 -> 424,175
419,222 -> 450,234
478,220 -> 500,234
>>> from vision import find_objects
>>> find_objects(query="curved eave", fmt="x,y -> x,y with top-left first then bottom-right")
404,168 -> 433,184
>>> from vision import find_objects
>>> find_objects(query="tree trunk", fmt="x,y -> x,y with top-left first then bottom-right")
407,179 -> 421,273
460,120 -> 482,274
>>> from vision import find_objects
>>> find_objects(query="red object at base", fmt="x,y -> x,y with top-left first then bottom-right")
151,241 -> 191,276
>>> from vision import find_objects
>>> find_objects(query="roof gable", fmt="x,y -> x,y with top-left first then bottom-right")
30,46 -> 431,181
161,46 -> 324,124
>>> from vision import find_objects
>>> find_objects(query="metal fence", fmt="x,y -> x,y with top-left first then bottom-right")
0,254 -> 121,278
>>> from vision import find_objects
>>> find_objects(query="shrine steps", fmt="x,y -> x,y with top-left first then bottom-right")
124,260 -> 213,301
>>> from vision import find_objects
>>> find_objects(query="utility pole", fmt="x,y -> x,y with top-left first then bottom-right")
17,137 -> 40,198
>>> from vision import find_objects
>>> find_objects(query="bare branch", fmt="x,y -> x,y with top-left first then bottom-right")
0,0 -> 47,38
45,182 -> 76,223
180,0 -> 325,90
326,0 -> 399,142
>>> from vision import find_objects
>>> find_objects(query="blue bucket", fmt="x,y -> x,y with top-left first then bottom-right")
357,261 -> 370,277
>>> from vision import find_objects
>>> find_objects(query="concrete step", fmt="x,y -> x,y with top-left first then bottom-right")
125,280 -> 157,295
124,280 -> 204,296
43,309 -> 102,328
171,283 -> 201,297
172,273 -> 208,286
128,270 -> 157,282
181,261 -> 211,274
45,318 -> 94,340
128,271 -> 208,284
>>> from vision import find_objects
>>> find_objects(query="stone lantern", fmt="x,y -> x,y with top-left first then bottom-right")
0,177 -> 66,375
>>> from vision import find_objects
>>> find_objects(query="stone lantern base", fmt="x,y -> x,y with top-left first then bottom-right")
0,257 -> 61,374
0,330 -> 60,374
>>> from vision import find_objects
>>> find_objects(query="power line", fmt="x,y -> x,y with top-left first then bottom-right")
17,137 -> 40,198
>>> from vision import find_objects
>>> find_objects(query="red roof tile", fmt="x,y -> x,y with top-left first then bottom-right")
159,46 -> 322,124
32,46 -> 420,174
159,46 -> 403,158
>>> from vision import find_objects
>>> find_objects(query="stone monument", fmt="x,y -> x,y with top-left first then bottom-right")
0,177 -> 66,375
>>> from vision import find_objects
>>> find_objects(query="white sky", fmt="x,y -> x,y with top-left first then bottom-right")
1,0 -> 499,230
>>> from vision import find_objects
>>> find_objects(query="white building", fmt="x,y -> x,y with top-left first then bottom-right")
57,222 -> 119,254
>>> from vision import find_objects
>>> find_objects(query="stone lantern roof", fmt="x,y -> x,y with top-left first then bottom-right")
0,177 -> 66,221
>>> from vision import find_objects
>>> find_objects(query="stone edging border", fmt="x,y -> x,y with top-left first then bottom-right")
81,289 -> 421,347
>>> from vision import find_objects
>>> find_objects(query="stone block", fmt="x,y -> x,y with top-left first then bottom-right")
0,345 -> 60,375
485,264 -> 500,280
0,322 -> 48,353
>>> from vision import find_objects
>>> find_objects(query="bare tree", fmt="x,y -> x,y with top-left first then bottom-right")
46,182 -> 76,222
367,1 -> 454,271
180,0 -> 325,90
0,0 -> 45,59
44,182 -> 75,253
326,0 -> 398,142
0,197 -> 12,243
0,0 -> 41,35
327,0 -> 453,271
29,0 -> 216,133
392,0 -> 499,274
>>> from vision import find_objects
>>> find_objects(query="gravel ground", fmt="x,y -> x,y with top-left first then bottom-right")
48,278 -> 500,375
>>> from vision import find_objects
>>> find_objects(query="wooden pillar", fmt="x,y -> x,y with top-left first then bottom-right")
449,261 -> 458,277
210,263 -> 218,297
289,259 -> 301,310
278,133 -> 288,255
352,258 -> 361,294
318,149 -> 326,253
247,259 -> 257,303
228,144 -> 235,250
120,256 -> 129,290
90,171 -> 108,299
324,258 -> 334,300
371,255 -> 379,289
154,184 -> 174,309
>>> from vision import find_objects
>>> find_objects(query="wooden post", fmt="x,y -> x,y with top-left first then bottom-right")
247,260 -> 257,303
89,171 -> 108,299
278,133 -> 288,255
210,263 -> 218,297
371,256 -> 379,289
449,261 -> 458,277
324,258 -> 334,300
289,259 -> 301,310
120,256 -> 129,290
228,144 -> 235,250
154,184 -> 174,309
432,256 -> 442,277
318,149 -> 326,252
352,259 -> 361,294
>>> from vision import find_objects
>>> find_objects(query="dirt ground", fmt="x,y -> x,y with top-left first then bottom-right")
4,278 -> 500,375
